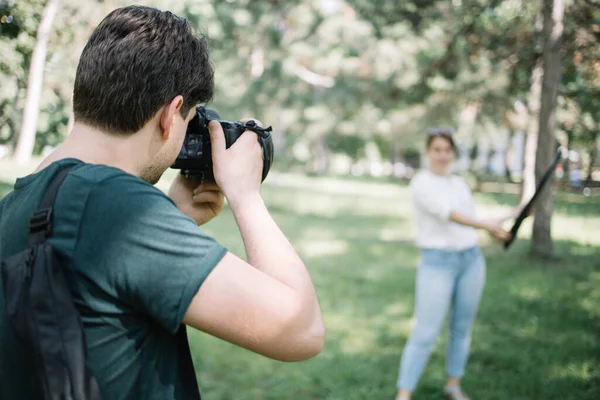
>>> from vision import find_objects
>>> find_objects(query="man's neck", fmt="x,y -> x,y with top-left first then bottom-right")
35,122 -> 147,178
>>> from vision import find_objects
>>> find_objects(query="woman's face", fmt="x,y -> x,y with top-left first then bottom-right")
426,136 -> 455,172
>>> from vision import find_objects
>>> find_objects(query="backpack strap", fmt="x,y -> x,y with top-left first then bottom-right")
27,165 -> 76,247
177,325 -> 202,399
24,163 -> 202,398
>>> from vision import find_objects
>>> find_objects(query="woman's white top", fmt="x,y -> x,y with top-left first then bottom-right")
409,169 -> 479,251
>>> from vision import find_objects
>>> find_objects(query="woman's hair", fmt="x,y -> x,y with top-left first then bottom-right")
426,127 -> 457,151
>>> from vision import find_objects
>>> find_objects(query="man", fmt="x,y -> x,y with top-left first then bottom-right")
0,5 -> 325,400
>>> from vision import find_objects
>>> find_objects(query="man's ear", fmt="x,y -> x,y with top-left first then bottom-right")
160,96 -> 184,140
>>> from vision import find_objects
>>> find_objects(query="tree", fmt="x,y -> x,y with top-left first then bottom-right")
561,1 -> 600,185
522,59 -> 543,203
531,0 -> 564,258
12,0 -> 60,164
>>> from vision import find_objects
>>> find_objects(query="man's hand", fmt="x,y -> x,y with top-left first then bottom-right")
481,219 -> 512,243
181,117 -> 326,363
168,174 -> 224,225
208,118 -> 263,208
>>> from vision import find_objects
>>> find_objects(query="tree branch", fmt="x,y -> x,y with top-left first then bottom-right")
285,60 -> 335,88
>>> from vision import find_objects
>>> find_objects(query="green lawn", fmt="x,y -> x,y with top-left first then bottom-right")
1,163 -> 599,400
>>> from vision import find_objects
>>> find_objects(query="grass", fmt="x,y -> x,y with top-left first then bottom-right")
1,161 -> 599,399
0,181 -> 12,199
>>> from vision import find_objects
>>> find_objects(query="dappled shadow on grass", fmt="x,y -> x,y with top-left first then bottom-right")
459,238 -> 600,400
175,176 -> 600,399
195,190 -> 422,399
195,197 -> 600,400
205,200 -> 416,319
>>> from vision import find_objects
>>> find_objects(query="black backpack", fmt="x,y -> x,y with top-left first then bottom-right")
1,165 -> 203,400
1,165 -> 102,399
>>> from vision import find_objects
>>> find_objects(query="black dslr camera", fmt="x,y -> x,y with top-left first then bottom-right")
171,106 -> 274,182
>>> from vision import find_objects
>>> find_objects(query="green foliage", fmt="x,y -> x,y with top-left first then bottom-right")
1,0 -> 598,172
0,0 -> 82,149
0,0 -> 43,145
561,2 -> 600,149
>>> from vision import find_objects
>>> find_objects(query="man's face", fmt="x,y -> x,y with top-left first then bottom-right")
141,107 -> 197,185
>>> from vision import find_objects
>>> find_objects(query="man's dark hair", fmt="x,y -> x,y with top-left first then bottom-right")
73,5 -> 214,135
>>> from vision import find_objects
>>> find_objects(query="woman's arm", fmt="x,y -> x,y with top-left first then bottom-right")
410,174 -> 521,243
449,192 -> 529,243
449,211 -> 512,242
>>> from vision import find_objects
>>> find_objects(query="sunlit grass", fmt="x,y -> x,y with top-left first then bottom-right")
192,172 -> 600,400
1,160 -> 599,399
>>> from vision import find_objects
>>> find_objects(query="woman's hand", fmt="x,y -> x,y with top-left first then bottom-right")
481,219 -> 512,243
168,174 -> 225,226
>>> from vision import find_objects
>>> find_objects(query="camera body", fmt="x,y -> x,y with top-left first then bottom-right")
171,106 -> 274,182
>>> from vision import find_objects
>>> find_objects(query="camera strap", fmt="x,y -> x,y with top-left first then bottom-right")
242,120 -> 272,138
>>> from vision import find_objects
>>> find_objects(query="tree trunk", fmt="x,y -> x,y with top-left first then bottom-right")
505,130 -> 515,183
273,106 -> 286,156
521,60 -> 543,204
586,132 -> 598,184
562,129 -> 572,185
12,0 -> 60,164
8,79 -> 26,150
532,0 -> 564,259
522,129 -> 538,201
312,135 -> 328,175
521,4 -> 546,204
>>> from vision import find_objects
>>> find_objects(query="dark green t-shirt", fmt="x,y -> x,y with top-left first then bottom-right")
0,158 -> 228,400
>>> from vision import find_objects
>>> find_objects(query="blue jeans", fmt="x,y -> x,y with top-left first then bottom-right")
397,246 -> 486,391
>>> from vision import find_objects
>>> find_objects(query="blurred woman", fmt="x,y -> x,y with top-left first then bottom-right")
395,128 -> 521,400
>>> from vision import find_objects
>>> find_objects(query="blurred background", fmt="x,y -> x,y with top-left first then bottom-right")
1,1 -> 599,399
2,0 -> 599,184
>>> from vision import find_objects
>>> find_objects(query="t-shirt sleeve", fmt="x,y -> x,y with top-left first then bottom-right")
409,174 -> 451,221
75,175 -> 228,334
458,177 -> 478,218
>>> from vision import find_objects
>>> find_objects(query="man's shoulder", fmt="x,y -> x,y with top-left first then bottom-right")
71,163 -> 129,184
71,164 -> 156,189
56,164 -> 176,226
69,164 -> 170,203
